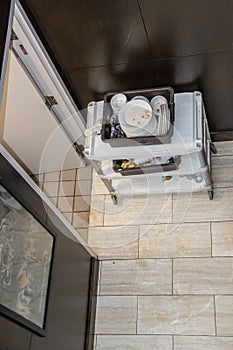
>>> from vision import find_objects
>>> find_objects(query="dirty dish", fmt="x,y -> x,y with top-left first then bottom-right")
119,100 -> 157,137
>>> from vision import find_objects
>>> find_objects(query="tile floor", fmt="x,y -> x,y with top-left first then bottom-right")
31,166 -> 92,241
88,141 -> 233,350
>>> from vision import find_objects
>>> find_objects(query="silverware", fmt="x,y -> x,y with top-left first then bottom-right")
159,103 -> 169,135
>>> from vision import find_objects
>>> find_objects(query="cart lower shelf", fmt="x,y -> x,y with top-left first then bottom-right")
110,171 -> 212,196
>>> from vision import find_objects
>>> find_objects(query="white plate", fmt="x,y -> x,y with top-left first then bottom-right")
122,100 -> 152,127
119,100 -> 156,137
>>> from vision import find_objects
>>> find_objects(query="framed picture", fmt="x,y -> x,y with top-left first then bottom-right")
0,183 -> 54,336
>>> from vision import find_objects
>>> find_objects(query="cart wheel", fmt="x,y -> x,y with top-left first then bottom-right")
111,194 -> 118,205
208,190 -> 213,200
210,143 -> 217,154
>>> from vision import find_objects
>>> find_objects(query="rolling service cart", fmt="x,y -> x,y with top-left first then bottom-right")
83,88 -> 216,204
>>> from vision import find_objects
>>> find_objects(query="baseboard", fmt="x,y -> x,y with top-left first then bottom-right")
85,257 -> 99,350
211,131 -> 233,142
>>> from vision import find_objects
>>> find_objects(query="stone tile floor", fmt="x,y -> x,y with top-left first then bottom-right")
31,166 -> 92,241
88,141 -> 233,350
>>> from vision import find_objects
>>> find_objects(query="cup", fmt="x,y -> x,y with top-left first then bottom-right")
131,95 -> 149,103
110,93 -> 127,115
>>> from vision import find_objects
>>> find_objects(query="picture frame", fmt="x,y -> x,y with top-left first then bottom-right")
0,182 -> 55,336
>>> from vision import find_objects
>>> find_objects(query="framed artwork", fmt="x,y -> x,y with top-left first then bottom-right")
0,184 -> 54,336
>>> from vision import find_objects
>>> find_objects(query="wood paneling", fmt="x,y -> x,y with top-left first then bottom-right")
66,51 -> 233,131
21,0 -> 151,70
66,60 -> 160,107
0,316 -> 31,350
154,51 -> 233,132
139,0 -> 233,58
30,234 -> 92,350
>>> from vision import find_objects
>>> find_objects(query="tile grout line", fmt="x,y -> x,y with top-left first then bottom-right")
171,193 -> 174,224
103,194 -> 107,226
97,256 -> 233,261
90,218 -> 233,227
136,295 -> 139,335
171,258 -> 174,295
138,226 -> 140,259
86,172 -> 91,225
92,292 -> 233,297
213,295 -> 218,336
56,170 -> 61,208
95,332 -> 230,336
70,169 -> 77,226
172,334 -> 175,350
71,168 -> 77,221
210,221 -> 213,257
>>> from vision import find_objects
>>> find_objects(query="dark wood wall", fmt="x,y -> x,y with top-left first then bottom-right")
0,154 -> 97,350
21,0 -> 233,134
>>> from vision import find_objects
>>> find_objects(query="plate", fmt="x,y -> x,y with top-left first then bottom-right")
122,100 -> 152,128
119,100 -> 157,137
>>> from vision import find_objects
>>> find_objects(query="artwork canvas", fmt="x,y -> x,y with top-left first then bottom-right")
0,184 -> 54,334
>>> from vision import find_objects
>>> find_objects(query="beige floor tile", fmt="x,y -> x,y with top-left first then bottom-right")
43,181 -> 59,197
104,194 -> 172,226
89,195 -> 105,226
48,197 -> 58,207
173,189 -> 233,223
137,296 -> 215,335
75,179 -> 92,196
88,226 -> 139,259
174,336 -> 233,350
77,166 -> 92,180
139,223 -> 211,258
100,259 -> 172,295
59,180 -> 75,196
73,195 -> 90,212
213,141 -> 233,157
61,168 -> 76,181
57,196 -> 74,212
44,171 -> 60,182
95,296 -> 137,334
212,222 -> 233,256
92,172 -> 109,195
174,258 -> 233,294
72,211 -> 89,228
76,228 -> 88,242
212,156 -> 233,188
96,335 -> 173,350
61,212 -> 72,225
216,296 -> 233,336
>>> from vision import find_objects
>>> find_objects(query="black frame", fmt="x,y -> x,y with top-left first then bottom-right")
0,153 -> 56,336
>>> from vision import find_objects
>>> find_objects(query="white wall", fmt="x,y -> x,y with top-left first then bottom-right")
3,51 -> 82,174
